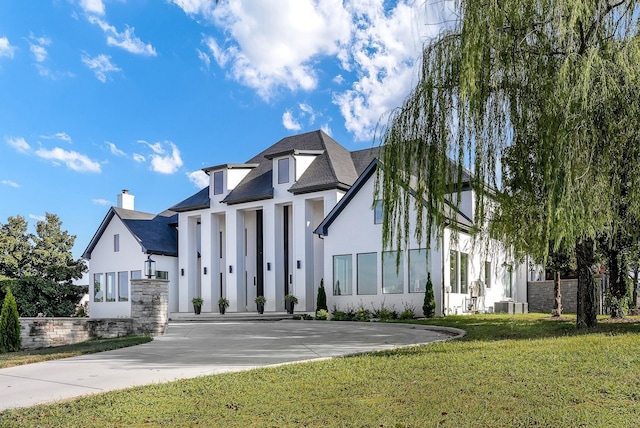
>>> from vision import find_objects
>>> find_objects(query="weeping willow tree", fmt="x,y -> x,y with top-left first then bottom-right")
378,0 -> 640,328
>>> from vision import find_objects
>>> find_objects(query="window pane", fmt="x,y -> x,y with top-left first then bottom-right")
504,266 -> 512,298
156,270 -> 169,280
131,270 -> 142,280
374,200 -> 383,224
460,252 -> 468,294
333,255 -> 352,295
409,249 -> 428,293
449,251 -> 458,293
213,171 -> 223,195
94,273 -> 104,302
484,261 -> 491,288
118,271 -> 129,302
357,253 -> 377,295
278,158 -> 289,184
114,234 -> 119,252
382,251 -> 404,294
106,272 -> 116,302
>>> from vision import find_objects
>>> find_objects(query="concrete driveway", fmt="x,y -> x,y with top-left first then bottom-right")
0,320 -> 462,411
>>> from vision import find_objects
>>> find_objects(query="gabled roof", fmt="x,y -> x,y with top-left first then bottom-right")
83,207 -> 178,259
314,159 -> 474,237
170,187 -> 210,212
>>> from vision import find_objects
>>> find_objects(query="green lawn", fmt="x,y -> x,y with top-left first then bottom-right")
0,335 -> 152,369
2,315 -> 640,427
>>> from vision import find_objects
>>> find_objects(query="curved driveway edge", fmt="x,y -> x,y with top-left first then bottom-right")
0,321 -> 463,412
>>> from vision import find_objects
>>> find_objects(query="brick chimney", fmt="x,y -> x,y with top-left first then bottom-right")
117,189 -> 135,210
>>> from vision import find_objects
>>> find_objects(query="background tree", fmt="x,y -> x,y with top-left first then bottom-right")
0,215 -> 32,279
0,287 -> 21,353
0,277 -> 87,317
378,0 -> 640,328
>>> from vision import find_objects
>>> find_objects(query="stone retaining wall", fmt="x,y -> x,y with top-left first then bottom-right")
527,279 -> 578,313
18,278 -> 168,350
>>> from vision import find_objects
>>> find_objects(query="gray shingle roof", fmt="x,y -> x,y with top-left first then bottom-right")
170,187 -> 210,212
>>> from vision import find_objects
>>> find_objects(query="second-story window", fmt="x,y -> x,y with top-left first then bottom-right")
213,171 -> 224,195
278,158 -> 289,184
114,234 -> 119,252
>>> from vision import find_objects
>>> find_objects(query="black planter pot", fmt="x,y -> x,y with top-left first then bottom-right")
219,304 -> 226,315
257,303 -> 265,314
285,301 -> 295,314
193,304 -> 202,315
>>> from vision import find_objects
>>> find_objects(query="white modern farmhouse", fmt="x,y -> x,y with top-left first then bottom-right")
84,130 -> 529,318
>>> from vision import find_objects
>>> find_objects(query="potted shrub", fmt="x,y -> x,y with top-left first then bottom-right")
192,297 -> 203,315
255,295 -> 266,314
284,294 -> 298,314
218,297 -> 229,315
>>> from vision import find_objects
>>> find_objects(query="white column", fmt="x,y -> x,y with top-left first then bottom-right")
263,205 -> 277,311
200,213 -> 213,312
292,198 -> 306,309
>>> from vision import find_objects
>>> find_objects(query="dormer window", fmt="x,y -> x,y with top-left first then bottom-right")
213,171 -> 224,195
278,158 -> 290,184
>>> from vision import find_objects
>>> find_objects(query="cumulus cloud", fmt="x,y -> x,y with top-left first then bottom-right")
41,132 -> 72,143
29,214 -> 46,222
35,147 -> 102,173
282,110 -> 301,131
1,180 -> 20,188
138,140 -> 183,174
88,16 -> 157,56
171,0 -> 217,19
79,0 -> 105,15
187,170 -> 209,189
106,142 -> 126,156
0,37 -> 15,58
92,198 -> 111,205
81,53 -> 121,82
28,34 -> 51,63
6,137 -> 31,153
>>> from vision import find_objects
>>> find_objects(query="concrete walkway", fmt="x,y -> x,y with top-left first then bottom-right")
0,321 -> 463,411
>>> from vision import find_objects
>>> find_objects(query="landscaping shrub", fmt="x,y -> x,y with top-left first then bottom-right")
354,307 -> 371,321
316,279 -> 328,313
423,272 -> 436,318
377,308 -> 394,321
315,309 -> 329,320
331,309 -> 351,321
0,287 -> 21,353
399,310 -> 415,320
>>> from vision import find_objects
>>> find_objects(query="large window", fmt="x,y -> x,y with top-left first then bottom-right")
106,272 -> 116,302
118,271 -> 129,302
374,200 -> 383,224
278,158 -> 290,184
213,171 -> 224,195
484,261 -> 492,288
357,253 -> 377,295
382,251 -> 404,294
94,273 -> 104,302
409,249 -> 428,293
460,252 -> 469,294
333,255 -> 352,295
449,251 -> 458,293
504,265 -> 513,298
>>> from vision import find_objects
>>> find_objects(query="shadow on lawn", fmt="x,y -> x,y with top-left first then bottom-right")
402,314 -> 640,342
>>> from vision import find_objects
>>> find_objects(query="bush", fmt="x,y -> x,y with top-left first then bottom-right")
331,309 -> 351,321
315,309 -> 329,320
423,272 -> 436,318
399,310 -> 415,320
354,307 -> 371,322
0,276 -> 86,317
316,279 -> 328,313
0,287 -> 21,353
377,308 -> 394,321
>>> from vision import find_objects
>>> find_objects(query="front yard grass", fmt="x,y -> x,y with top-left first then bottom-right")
0,335 -> 152,369
1,314 -> 639,427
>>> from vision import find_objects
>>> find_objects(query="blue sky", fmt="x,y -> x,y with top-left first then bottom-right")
0,0 -> 445,257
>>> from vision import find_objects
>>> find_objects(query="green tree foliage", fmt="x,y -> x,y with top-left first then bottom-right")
0,277 -> 87,317
378,0 -> 640,328
0,287 -> 21,353
0,215 -> 31,279
423,273 -> 436,318
316,279 -> 328,313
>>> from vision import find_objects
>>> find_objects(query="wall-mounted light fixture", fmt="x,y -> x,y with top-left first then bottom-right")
267,262 -> 271,271
203,267 -> 208,275
296,260 -> 301,269
229,265 -> 233,273
181,268 -> 184,276
144,255 -> 156,279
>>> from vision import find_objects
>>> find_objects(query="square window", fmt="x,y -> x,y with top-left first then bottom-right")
374,200 -> 383,224
333,255 -> 352,295
278,158 -> 290,184
357,253 -> 377,295
213,171 -> 224,195
382,251 -> 404,294
157,270 -> 169,280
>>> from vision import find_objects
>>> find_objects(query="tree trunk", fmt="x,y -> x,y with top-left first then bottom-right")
633,266 -> 639,310
576,238 -> 597,329
552,271 -> 562,317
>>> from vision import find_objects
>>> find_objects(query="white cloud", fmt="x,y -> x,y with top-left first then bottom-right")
133,153 -> 146,163
29,214 -> 46,222
1,180 -> 20,188
200,0 -> 352,100
299,103 -> 316,124
35,147 -> 102,173
81,53 -> 121,82
80,0 -> 105,15
149,142 -> 183,174
6,136 -> 31,153
321,123 -> 332,136
282,110 -> 301,131
92,198 -> 111,205
0,37 -> 15,58
171,0 -> 217,18
41,132 -> 72,143
88,16 -> 157,56
187,170 -> 209,189
106,142 -> 126,156
197,48 -> 210,70
138,140 -> 165,154
333,74 -> 345,85
27,34 -> 51,62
